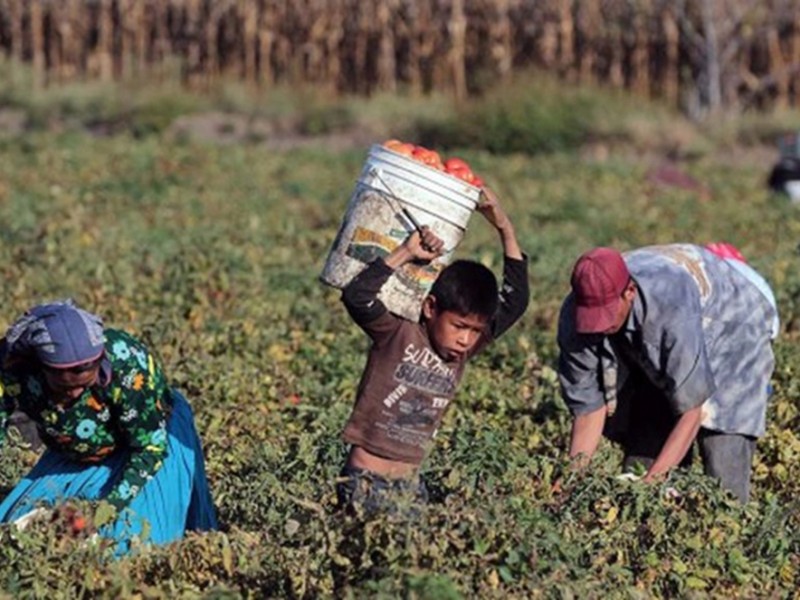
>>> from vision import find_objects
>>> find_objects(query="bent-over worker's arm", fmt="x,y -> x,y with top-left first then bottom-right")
557,302 -> 608,467
105,334 -> 172,512
643,404 -> 704,482
642,275 -> 715,481
0,345 -> 21,450
568,404 -> 607,468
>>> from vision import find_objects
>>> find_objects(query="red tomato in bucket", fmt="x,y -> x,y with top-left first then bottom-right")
444,157 -> 475,183
444,157 -> 485,187
412,146 -> 444,170
444,157 -> 471,172
383,139 -> 415,157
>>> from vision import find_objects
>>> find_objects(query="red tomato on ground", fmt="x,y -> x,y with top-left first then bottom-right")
71,515 -> 87,534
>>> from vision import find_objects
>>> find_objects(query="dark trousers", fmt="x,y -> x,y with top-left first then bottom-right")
605,369 -> 756,502
336,464 -> 428,514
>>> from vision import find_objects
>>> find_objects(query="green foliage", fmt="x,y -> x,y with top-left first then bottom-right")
0,95 -> 798,597
414,76 -> 602,155
297,104 -> 355,136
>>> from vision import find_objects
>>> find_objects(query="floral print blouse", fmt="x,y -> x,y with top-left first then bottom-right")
0,329 -> 173,511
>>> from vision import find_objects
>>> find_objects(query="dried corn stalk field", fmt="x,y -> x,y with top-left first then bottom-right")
1,0 -> 800,112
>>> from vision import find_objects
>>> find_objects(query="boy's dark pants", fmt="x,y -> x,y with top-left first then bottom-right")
604,369 -> 756,503
336,464 -> 428,514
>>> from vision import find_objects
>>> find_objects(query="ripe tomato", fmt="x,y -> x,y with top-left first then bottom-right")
444,157 -> 483,187
71,515 -> 87,534
412,146 -> 444,170
444,157 -> 471,172
447,167 -> 474,183
383,139 -> 415,156
444,158 -> 475,183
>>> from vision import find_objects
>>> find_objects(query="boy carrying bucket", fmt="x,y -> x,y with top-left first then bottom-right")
336,187 -> 529,512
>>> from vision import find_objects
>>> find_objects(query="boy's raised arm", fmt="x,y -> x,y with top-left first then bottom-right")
477,187 -> 529,339
341,228 -> 444,337
478,187 -> 523,261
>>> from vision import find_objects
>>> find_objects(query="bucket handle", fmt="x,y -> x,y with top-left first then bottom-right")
366,167 -> 456,255
368,167 -> 424,233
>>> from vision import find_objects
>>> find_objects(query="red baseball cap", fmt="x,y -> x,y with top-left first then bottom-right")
570,247 -> 631,334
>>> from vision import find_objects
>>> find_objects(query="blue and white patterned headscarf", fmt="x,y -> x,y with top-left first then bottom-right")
4,300 -> 105,367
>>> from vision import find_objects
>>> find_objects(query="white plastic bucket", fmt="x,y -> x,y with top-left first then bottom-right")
321,144 -> 481,321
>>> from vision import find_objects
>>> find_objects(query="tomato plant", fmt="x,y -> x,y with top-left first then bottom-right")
0,120 -> 795,598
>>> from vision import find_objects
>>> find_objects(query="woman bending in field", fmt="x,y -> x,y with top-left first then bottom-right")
0,300 -> 217,553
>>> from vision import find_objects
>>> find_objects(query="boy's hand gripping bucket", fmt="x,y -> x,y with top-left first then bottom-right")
321,144 -> 481,321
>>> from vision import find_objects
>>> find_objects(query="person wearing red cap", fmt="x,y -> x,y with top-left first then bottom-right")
557,244 -> 778,502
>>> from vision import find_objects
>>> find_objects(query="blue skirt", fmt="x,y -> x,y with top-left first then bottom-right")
0,390 -> 217,554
